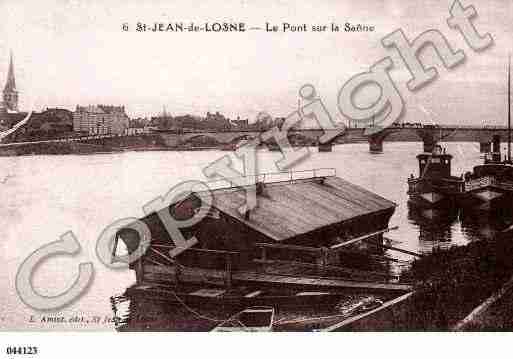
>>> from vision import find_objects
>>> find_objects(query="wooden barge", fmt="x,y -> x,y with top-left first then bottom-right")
114,169 -> 409,307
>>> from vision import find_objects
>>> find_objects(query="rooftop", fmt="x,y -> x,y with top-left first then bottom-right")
194,170 -> 397,242
75,105 -> 126,114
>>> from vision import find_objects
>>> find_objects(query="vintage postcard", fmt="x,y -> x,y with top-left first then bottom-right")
1,0 -> 513,350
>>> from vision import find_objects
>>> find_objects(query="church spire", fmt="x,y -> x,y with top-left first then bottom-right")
4,51 -> 16,92
3,51 -> 18,112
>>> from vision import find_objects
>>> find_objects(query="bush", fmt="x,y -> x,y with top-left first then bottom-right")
401,232 -> 513,329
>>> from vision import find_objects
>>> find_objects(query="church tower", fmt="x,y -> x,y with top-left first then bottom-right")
3,52 -> 18,112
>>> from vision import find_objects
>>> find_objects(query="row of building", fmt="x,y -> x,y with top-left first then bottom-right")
73,105 -> 129,135
0,52 -> 130,138
0,104 -> 130,139
0,52 -> 282,138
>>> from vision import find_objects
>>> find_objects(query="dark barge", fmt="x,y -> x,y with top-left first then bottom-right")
114,169 -> 410,305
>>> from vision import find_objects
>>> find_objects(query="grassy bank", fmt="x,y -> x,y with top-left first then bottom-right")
401,231 -> 513,330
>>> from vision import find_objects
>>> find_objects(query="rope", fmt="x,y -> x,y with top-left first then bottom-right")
151,261 -> 245,326
166,287 -> 233,324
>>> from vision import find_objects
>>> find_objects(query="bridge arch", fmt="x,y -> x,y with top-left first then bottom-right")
181,134 -> 221,147
228,134 -> 257,145
414,127 -> 460,153
365,128 -> 398,153
287,132 -> 312,146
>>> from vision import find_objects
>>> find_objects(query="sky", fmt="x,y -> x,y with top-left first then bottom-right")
0,0 -> 511,125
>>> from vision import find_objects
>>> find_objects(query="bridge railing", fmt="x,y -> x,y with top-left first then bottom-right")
205,168 -> 337,190
464,176 -> 495,192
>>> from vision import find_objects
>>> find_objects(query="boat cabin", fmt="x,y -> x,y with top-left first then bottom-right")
416,145 -> 453,180
464,134 -> 513,186
484,135 -> 503,164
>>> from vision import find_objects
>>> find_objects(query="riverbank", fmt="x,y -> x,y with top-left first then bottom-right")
398,230 -> 513,330
0,139 -> 296,156
0,130 -> 364,156
453,275 -> 513,330
0,134 -> 167,156
327,230 -> 513,331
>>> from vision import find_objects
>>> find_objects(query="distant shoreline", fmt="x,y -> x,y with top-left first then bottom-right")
0,145 -> 226,157
0,139 -> 441,157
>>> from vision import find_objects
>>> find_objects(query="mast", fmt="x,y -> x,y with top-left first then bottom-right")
508,54 -> 511,163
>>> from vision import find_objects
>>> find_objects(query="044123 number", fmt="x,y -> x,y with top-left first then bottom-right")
6,347 -> 38,355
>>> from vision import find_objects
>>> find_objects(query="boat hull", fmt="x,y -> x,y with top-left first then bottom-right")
125,284 -> 349,309
407,191 -> 457,209
456,187 -> 511,212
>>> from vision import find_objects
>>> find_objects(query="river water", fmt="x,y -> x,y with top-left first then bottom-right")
1,142 -> 511,331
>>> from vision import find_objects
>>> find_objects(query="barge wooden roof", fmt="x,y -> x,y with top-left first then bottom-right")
197,176 -> 396,242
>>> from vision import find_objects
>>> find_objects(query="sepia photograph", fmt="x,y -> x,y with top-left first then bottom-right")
1,0 -> 513,353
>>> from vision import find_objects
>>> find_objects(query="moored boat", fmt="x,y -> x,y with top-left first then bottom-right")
456,57 -> 513,212
113,168 -> 404,296
458,153 -> 513,212
407,145 -> 462,209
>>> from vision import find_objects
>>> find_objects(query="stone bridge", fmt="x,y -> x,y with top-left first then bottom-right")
157,129 -> 332,147
157,126 -> 512,153
2,123 -> 510,153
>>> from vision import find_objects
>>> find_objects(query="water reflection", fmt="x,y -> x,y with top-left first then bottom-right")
110,290 -> 394,332
407,203 -> 459,252
110,294 -> 232,331
407,202 -> 513,254
460,206 -> 513,242
3,142 -> 506,330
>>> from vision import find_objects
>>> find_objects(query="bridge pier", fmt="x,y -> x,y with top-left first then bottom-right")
415,129 -> 437,153
422,138 -> 437,153
368,135 -> 384,153
479,141 -> 491,153
318,142 -> 333,152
